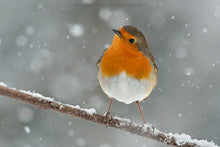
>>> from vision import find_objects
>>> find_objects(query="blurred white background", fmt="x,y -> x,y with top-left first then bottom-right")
0,0 -> 219,146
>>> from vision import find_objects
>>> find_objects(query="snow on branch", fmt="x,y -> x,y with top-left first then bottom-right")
0,82 -> 218,147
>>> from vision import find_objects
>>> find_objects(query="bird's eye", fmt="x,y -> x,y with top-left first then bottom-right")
129,39 -> 135,44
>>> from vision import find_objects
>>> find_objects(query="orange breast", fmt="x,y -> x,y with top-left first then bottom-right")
100,45 -> 152,80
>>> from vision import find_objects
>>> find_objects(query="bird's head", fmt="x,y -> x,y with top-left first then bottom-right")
112,25 -> 149,53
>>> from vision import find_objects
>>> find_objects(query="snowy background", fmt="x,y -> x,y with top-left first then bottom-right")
0,0 -> 219,146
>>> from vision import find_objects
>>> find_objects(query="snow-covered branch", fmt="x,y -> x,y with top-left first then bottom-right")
0,82 -> 218,147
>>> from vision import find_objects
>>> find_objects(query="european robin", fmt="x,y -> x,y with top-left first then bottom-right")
97,25 -> 158,124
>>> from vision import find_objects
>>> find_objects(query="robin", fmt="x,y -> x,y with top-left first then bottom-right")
97,25 -> 157,124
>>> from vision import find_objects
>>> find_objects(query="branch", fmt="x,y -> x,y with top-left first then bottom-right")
0,82 -> 218,147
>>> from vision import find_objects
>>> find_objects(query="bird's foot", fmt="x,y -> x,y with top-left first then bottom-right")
104,112 -> 111,128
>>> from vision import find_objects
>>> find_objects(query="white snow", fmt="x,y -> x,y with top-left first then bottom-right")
30,49 -> 53,73
142,123 -> 154,133
113,115 -> 218,147
37,3 -> 44,9
171,16 -> 175,20
20,90 -> 55,101
67,104 -> 96,115
16,35 -> 28,47
102,10 -> 129,28
0,82 -> 7,87
67,104 -> 80,109
104,44 -> 110,49
166,133 -> 218,147
30,44 -> 34,48
68,130 -> 75,136
25,26 -> 35,36
59,105 -> 64,109
76,137 -> 86,146
185,24 -> 189,27
69,24 -> 84,37
81,108 -> 96,115
99,8 -> 112,21
203,28 -> 208,33
24,126 -> 31,134
183,67 -> 195,76
1,82 -> 96,116
100,143 -> 112,147
82,0 -> 94,4
18,107 -> 34,122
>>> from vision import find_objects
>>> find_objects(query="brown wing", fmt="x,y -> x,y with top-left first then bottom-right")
96,48 -> 107,69
138,44 -> 158,74
148,51 -> 158,73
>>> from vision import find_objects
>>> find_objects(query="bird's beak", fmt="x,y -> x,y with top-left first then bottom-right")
112,29 -> 122,38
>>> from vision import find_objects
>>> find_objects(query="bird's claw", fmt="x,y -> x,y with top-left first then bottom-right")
105,112 -> 111,128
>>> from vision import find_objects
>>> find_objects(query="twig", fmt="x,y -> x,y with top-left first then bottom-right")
0,82 -> 218,147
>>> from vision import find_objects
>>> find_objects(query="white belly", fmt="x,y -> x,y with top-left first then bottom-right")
98,71 -> 157,104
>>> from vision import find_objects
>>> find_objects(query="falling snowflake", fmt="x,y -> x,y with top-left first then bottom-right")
69,24 -> 84,38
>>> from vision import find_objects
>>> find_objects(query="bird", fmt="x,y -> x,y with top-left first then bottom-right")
97,25 -> 157,124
